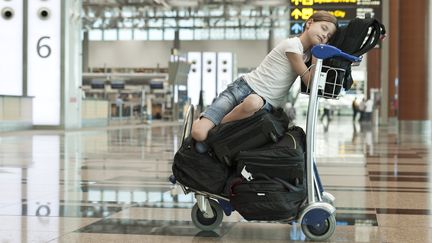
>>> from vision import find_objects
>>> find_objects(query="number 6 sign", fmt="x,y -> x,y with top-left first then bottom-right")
37,36 -> 52,58
27,1 -> 61,125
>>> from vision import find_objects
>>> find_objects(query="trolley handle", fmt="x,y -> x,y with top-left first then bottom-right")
311,44 -> 362,63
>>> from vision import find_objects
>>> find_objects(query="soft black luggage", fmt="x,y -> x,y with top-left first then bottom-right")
323,18 -> 386,97
172,137 -> 229,194
205,109 -> 289,166
229,174 -> 306,221
227,126 -> 307,221
235,126 -> 306,185
302,17 -> 386,98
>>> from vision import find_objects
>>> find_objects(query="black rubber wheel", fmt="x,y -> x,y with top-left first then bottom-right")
301,214 -> 336,241
191,200 -> 224,231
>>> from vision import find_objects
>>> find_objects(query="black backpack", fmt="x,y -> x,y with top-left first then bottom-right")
228,126 -> 307,221
302,17 -> 386,98
172,137 -> 229,194
234,126 -> 306,185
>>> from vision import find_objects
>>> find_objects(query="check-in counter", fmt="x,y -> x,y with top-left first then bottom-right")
81,98 -> 109,127
0,96 -> 33,132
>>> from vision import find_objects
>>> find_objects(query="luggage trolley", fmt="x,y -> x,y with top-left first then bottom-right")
169,44 -> 362,241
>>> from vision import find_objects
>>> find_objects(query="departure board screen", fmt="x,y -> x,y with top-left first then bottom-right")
289,0 -> 381,35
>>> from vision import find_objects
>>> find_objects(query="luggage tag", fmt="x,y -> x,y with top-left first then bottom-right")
241,166 -> 254,181
318,72 -> 327,90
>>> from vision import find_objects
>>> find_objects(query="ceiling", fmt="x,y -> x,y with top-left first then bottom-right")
82,0 -> 292,30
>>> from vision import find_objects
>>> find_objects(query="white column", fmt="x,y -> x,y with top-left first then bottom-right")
62,0 -> 83,129
27,0 -> 82,128
0,1 -> 23,95
217,52 -> 233,95
187,52 -> 202,106
202,52 -> 217,106
27,1 -> 61,125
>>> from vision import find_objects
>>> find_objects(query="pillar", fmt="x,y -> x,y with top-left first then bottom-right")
398,0 -> 428,120
380,0 -> 390,125
27,0 -> 82,128
82,31 -> 89,73
388,0 -> 399,119
62,0 -> 83,129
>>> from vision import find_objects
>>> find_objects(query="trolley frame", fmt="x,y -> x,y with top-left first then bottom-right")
171,44 -> 362,241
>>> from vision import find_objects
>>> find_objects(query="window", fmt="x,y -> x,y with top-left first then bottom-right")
89,29 -> 102,40
194,28 -> 210,40
148,29 -> 163,40
240,28 -> 256,40
103,29 -> 117,41
256,28 -> 269,40
180,29 -> 193,40
164,29 -> 175,40
134,29 -> 148,40
225,28 -> 240,40
210,28 -> 224,40
84,6 -> 294,41
119,29 -> 132,40
274,28 -> 289,40
179,19 -> 193,27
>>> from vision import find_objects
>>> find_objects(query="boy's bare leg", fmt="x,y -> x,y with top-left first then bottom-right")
191,94 -> 264,142
191,117 -> 215,142
221,94 -> 264,124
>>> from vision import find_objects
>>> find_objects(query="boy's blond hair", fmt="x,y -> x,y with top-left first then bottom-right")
306,10 -> 338,27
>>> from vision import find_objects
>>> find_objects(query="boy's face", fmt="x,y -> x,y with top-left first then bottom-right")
306,20 -> 337,45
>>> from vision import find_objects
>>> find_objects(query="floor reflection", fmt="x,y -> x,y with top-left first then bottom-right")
0,118 -> 430,242
77,219 -> 234,237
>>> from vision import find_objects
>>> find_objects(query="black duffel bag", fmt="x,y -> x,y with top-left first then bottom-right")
229,174 -> 306,221
235,126 -> 306,185
206,108 -> 290,166
172,137 -> 229,194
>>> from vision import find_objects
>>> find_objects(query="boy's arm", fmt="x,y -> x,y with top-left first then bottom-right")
286,52 -> 313,86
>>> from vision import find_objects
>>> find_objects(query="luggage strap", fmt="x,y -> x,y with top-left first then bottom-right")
250,173 -> 303,193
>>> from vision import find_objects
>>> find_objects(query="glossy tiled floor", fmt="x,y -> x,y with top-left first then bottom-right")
0,116 -> 431,242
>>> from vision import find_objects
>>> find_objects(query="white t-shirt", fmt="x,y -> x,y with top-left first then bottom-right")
244,37 -> 310,108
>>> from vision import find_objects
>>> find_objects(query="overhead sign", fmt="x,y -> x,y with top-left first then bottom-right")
289,0 -> 381,35
290,22 -> 304,34
291,0 -> 380,7
291,8 -> 349,20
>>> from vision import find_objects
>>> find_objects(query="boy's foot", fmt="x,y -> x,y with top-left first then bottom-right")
195,142 -> 209,153
217,199 -> 234,216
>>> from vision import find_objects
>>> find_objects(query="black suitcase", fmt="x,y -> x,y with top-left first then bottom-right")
235,126 -> 306,184
206,109 -> 289,166
229,174 -> 306,221
172,137 -> 229,194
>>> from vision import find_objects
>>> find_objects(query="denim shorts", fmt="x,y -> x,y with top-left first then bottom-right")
201,77 -> 273,125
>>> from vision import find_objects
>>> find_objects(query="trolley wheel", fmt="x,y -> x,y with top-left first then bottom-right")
301,213 -> 336,241
191,200 -> 224,231
269,132 -> 278,142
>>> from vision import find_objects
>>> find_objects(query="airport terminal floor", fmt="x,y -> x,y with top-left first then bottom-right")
0,116 -> 431,243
